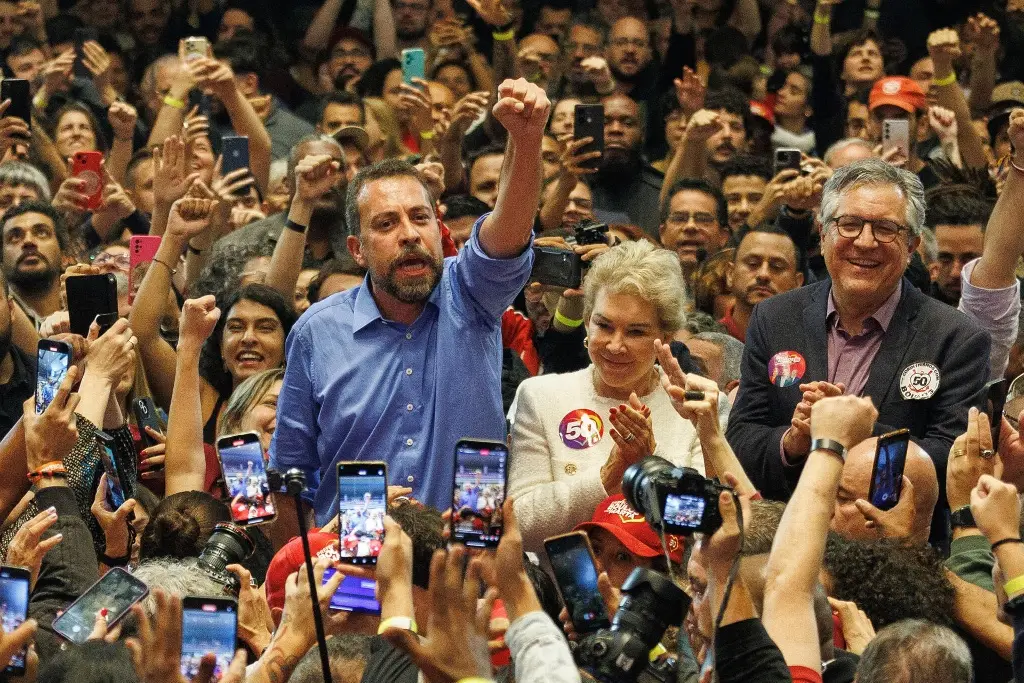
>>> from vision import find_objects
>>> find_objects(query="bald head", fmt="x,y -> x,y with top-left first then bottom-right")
518,34 -> 559,83
832,437 -> 939,546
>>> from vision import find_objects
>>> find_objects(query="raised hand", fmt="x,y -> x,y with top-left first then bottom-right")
492,78 -> 550,145
177,296 -> 221,351
827,597 -> 875,655
965,12 -> 1000,54
293,154 -> 342,205
927,28 -> 962,72
85,317 -> 138,385
947,407 -> 1001,511
82,40 -> 113,95
970,474 -> 1021,544
41,50 -> 74,95
108,101 -> 137,142
90,473 -> 139,559
445,91 -> 490,138
188,57 -> 237,102
684,109 -> 724,142
225,564 -> 274,655
927,105 -> 957,143
465,0 -> 511,27
608,392 -> 656,461
853,476 -> 916,540
22,365 -> 80,471
0,100 -> 29,158
673,66 -> 705,116
166,191 -> 219,242
580,56 -> 614,92
153,136 -> 200,209
139,427 -> 166,481
5,507 -> 62,589
810,395 -> 877,450
398,78 -> 434,134
558,136 -> 601,179
52,175 -> 92,214
1008,109 -> 1024,166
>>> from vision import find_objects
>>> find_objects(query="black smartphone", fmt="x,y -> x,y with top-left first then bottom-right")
0,79 -> 29,136
450,439 -> 508,549
132,397 -> 164,449
97,429 -> 133,508
574,104 -> 604,171
73,27 -> 99,79
985,378 -> 1008,447
52,567 -> 149,643
35,338 -> 71,414
217,432 -> 276,526
544,532 -> 610,634
188,89 -> 212,119
336,462 -> 387,565
66,273 -> 118,337
868,428 -> 910,510
530,247 -> 583,289
0,566 -> 30,675
774,148 -> 802,177
322,568 -> 381,614
180,596 -> 238,681
220,135 -> 250,181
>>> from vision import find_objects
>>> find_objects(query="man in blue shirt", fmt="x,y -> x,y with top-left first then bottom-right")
269,78 -> 550,524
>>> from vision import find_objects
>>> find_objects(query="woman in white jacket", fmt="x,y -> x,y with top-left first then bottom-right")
508,240 -> 727,552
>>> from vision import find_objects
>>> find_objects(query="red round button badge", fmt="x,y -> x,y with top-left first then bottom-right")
559,409 -> 604,450
768,351 -> 806,388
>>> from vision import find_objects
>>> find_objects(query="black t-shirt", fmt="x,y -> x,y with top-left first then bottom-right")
0,347 -> 34,440
359,636 -> 418,683
714,618 -> 792,683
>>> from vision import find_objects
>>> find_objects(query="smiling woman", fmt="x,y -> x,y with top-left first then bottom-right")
508,240 -> 726,552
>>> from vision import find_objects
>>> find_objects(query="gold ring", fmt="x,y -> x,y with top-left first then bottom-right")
624,433 -> 635,443
953,449 -> 965,458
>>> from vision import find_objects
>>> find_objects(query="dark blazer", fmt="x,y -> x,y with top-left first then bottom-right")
726,278 -> 991,505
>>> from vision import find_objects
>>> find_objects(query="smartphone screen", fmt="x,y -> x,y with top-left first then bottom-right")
868,429 -> 910,510
336,462 -> 387,564
322,568 -> 381,614
544,533 -> 610,634
52,567 -> 148,644
451,440 -> 508,548
181,597 -> 237,682
35,339 -> 71,414
97,431 -> 127,509
0,566 -> 29,674
217,433 -> 275,526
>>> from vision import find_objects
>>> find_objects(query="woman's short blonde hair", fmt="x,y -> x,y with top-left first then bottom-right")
582,240 -> 688,335
219,368 -> 285,438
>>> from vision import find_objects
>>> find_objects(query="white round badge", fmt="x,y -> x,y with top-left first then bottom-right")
899,362 -> 940,400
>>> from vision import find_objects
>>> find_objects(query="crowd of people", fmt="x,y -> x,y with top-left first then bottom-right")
0,0 -> 1022,682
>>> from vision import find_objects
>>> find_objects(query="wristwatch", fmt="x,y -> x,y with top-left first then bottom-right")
950,506 -> 977,529
810,438 -> 848,462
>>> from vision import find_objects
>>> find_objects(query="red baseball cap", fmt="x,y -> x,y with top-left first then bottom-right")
265,532 -> 340,623
869,76 -> 926,113
573,495 -> 685,565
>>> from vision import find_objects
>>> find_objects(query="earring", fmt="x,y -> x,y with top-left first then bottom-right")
583,337 -> 589,349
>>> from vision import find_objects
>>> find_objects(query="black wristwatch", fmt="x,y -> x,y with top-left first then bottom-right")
950,506 -> 977,529
810,438 -> 848,462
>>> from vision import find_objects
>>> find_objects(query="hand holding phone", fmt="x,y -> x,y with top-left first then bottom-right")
217,433 -> 276,526
336,462 -> 387,564
401,49 -> 426,86
35,339 -> 71,414
129,235 -> 161,305
529,247 -> 583,289
71,151 -> 104,211
774,148 -> 801,177
544,532 -> 610,634
574,104 -> 604,171
450,439 -> 508,548
882,119 -> 910,165
0,566 -> 30,675
0,79 -> 30,134
52,567 -> 148,643
867,429 -> 910,510
180,597 -> 238,681
65,272 -> 118,337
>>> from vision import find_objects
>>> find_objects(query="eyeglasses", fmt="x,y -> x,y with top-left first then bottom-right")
567,197 -> 593,210
331,47 -> 371,60
667,211 -> 717,227
92,252 -> 130,269
830,215 -> 908,243
610,38 -> 648,50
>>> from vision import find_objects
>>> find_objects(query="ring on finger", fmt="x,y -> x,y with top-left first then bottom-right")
623,433 -> 635,443
953,448 -> 965,458
981,448 -> 996,459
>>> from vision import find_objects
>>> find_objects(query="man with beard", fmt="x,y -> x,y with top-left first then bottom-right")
667,88 -> 751,190
605,18 -> 656,104
211,136 -> 349,263
924,187 -> 991,307
393,0 -> 432,51
659,178 -> 729,280
555,21 -> 606,98
1,201 -> 66,327
720,224 -> 804,342
588,93 -> 662,236
0,266 -> 32,438
269,78 -> 548,523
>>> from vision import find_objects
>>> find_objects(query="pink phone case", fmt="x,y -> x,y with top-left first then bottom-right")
128,235 -> 161,304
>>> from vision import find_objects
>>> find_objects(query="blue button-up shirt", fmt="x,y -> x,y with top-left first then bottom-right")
268,217 -> 533,523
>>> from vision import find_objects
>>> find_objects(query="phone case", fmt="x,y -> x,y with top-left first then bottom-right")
52,567 -> 148,643
0,79 -> 30,129
132,397 -> 164,449
450,439 -> 508,549
574,104 -> 604,170
35,340 -> 71,414
65,273 -> 117,336
882,120 -> 910,159
218,432 -> 276,526
401,49 -> 425,85
181,36 -> 209,62
71,151 -> 104,210
220,136 -> 250,178
128,235 -> 160,305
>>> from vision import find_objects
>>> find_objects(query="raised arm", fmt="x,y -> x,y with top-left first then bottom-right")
373,0 -> 399,60
659,109 -> 720,206
436,91 -> 490,194
762,395 -> 877,671
105,101 -> 137,185
966,13 -> 999,117
146,62 -> 195,149
538,137 -> 598,231
467,0 -> 515,86
928,29 -> 988,171
302,0 -> 347,54
165,294 -> 221,496
478,78 -> 550,258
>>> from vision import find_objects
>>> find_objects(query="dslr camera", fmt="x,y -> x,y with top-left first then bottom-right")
573,219 -> 609,246
197,522 -> 255,595
622,456 -> 729,536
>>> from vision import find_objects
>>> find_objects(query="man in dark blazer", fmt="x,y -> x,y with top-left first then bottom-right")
726,159 -> 991,512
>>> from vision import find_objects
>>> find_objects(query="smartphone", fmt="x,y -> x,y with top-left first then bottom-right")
71,151 -> 104,211
0,79 -> 30,132
73,27 -> 99,79
97,429 -> 133,508
982,378 -> 1008,447
867,428 -> 910,510
35,338 -> 71,414
401,48 -> 425,86
220,136 -> 250,186
530,247 -> 583,289
181,36 -> 210,63
544,532 -> 610,634
774,148 -> 802,177
128,235 -> 160,305
0,566 -> 30,675
52,567 -> 149,644
322,568 -> 381,614
188,89 -> 212,119
450,439 -> 508,549
336,462 -> 387,565
66,273 -> 118,336
217,432 -> 275,526
132,397 -> 164,449
882,119 -> 910,163
574,104 -> 604,171
180,597 -> 238,681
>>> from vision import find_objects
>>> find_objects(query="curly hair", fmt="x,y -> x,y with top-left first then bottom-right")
822,535 -> 954,629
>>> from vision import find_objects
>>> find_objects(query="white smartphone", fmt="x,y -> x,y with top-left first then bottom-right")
882,119 -> 910,162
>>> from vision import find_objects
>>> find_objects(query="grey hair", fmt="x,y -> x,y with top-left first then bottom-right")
917,226 -> 938,265
131,557 -> 228,617
693,331 -> 744,389
856,619 -> 972,683
583,240 -> 688,335
140,54 -> 180,98
0,161 -> 50,201
819,158 -> 926,236
823,137 -> 874,167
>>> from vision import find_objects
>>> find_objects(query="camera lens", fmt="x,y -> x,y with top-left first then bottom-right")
197,522 -> 254,593
621,456 -> 674,517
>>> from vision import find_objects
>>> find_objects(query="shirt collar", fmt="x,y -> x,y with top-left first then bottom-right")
826,280 -> 902,333
351,271 -> 443,333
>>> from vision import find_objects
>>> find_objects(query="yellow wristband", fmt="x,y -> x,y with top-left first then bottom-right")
813,11 -> 831,24
163,95 -> 185,109
419,130 -> 435,140
554,309 -> 584,328
1005,573 -> 1024,599
492,28 -> 515,41
933,72 -> 957,87
377,616 -> 418,634
864,8 -> 880,19
32,93 -> 47,110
